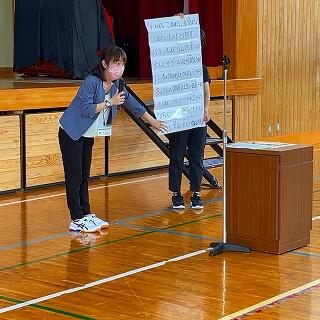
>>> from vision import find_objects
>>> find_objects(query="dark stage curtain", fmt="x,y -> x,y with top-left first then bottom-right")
14,0 -> 113,79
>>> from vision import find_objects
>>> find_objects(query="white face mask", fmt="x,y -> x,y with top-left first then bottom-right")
108,64 -> 125,80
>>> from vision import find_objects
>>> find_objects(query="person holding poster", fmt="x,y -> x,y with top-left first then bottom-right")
59,45 -> 166,232
145,14 -> 213,210
168,28 -> 211,210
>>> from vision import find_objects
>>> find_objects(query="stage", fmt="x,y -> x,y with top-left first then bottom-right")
0,70 -> 261,112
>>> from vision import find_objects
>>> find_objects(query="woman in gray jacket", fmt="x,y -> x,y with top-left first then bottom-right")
59,45 -> 166,233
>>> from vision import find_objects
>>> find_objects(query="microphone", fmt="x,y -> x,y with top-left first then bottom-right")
118,78 -> 125,92
222,55 -> 231,70
117,78 -> 125,110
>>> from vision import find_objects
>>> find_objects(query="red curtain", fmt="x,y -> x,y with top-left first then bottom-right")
188,0 -> 223,67
139,0 -> 184,77
101,4 -> 114,39
103,0 -> 183,77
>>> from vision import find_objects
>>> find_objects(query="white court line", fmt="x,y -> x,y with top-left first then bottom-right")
0,248 -> 208,313
219,278 -> 320,319
0,175 -> 167,208
312,216 -> 320,221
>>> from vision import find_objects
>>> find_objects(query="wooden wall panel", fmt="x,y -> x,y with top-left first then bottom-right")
222,0 -> 237,78
208,66 -> 223,80
25,112 -> 105,187
210,78 -> 262,96
0,115 -> 20,192
208,99 -> 233,137
232,0 -> 320,141
205,99 -> 232,159
258,0 -> 320,137
233,95 -> 262,140
222,0 -> 258,78
235,0 -> 258,78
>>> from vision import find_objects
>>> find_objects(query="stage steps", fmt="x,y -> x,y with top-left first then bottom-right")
124,85 -> 234,189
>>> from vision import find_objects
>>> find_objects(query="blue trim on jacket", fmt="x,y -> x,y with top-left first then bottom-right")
60,75 -> 146,140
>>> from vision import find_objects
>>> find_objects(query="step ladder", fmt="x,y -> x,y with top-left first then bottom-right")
123,85 -> 233,189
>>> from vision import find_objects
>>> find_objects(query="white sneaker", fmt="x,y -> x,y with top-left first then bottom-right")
86,214 -> 109,229
69,217 -> 101,233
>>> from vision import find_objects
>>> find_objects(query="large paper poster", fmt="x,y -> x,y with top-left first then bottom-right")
145,14 -> 205,134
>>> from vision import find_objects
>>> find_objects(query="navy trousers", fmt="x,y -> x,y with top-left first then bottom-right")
58,128 -> 94,220
168,126 -> 206,193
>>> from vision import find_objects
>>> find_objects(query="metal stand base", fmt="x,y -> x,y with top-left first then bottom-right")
209,242 -> 250,256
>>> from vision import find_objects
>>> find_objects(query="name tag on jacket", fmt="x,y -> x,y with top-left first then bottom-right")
98,125 -> 112,136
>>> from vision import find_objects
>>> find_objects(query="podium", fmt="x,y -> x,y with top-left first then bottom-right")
226,142 -> 313,254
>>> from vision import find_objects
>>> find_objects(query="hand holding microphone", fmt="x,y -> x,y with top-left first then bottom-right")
107,79 -> 125,107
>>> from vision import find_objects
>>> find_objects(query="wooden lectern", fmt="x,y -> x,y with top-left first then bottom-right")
226,142 -> 313,254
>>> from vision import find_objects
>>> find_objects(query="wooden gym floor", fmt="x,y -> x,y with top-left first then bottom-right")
0,152 -> 320,320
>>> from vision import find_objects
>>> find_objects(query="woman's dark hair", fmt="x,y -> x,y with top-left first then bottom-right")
91,44 -> 127,80
200,29 -> 206,49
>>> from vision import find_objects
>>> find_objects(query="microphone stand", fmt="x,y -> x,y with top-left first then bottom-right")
208,56 -> 250,256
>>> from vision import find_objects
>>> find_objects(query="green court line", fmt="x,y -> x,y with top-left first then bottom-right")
0,214 -> 221,318
0,295 -> 96,319
0,214 -> 221,272
0,197 -> 222,253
